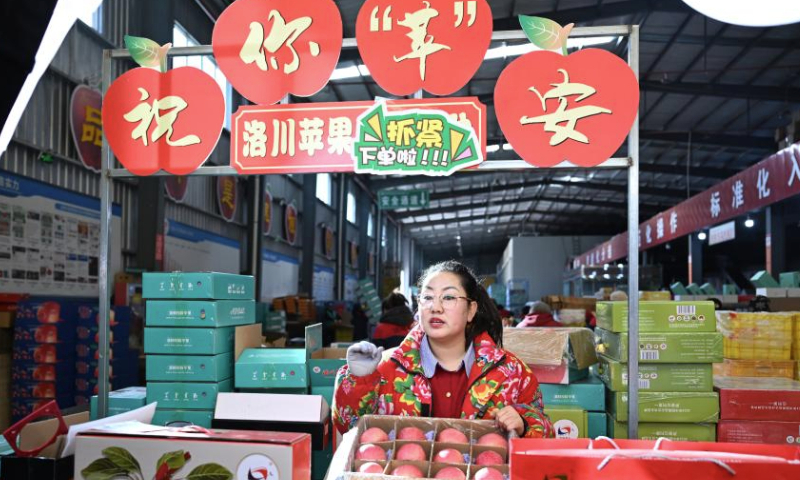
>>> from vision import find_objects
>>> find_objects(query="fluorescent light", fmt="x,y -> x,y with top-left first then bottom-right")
603,273 -> 611,280
502,143 -> 514,151
483,36 -> 617,61
744,218 -> 755,228
329,64 -> 371,80
486,144 -> 500,153
698,232 -> 707,241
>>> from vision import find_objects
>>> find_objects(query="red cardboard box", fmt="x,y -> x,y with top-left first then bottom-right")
717,420 -> 800,445
715,376 -> 800,421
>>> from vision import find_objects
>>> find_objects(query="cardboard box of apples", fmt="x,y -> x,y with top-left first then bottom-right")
341,415 -> 509,479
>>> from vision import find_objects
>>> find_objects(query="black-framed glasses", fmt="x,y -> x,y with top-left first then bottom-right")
418,294 -> 473,310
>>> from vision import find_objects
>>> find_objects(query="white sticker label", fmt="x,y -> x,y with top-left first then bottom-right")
554,419 -> 580,439
237,454 -> 280,480
641,350 -> 659,361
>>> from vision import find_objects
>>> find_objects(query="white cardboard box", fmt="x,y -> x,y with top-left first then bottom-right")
756,288 -> 788,298
786,288 -> 800,298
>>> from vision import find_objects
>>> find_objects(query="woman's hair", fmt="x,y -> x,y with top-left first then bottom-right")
382,292 -> 409,312
417,260 -> 503,347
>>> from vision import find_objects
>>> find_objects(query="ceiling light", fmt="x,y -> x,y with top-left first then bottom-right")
486,144 -> 500,153
603,264 -> 609,271
744,217 -> 755,228
682,0 -> 800,27
603,273 -> 611,280
698,232 -> 707,241
617,264 -> 624,269
502,143 -> 514,151
483,36 -> 617,60
330,63 -> 371,80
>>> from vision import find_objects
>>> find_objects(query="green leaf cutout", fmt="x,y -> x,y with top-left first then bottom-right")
184,463 -> 234,480
102,447 -> 141,475
124,35 -> 170,72
80,458 -> 129,480
157,450 -> 188,473
519,15 -> 574,55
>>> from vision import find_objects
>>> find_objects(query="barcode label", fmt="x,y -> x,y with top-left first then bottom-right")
641,350 -> 659,360
638,379 -> 651,389
677,305 -> 696,315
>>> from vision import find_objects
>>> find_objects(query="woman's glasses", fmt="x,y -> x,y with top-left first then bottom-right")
418,294 -> 472,310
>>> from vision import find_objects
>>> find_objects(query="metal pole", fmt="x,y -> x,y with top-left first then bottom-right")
335,173 -> 347,299
626,25 -> 641,439
97,49 -> 114,418
375,209 -> 382,291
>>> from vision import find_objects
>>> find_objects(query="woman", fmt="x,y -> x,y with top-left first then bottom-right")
333,260 -> 553,438
516,301 -> 561,328
372,292 -> 414,349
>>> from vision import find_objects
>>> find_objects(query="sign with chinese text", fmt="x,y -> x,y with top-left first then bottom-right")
355,0 -> 492,96
165,176 -> 189,202
216,176 -> 237,222
284,202 -> 298,245
69,85 -> 103,172
574,144 -> 800,267
323,225 -> 334,258
212,0 -> 343,105
354,102 -> 482,176
378,189 -> 430,210
231,97 -> 486,174
709,221 -> 736,246
263,186 -> 273,236
349,241 -> 358,268
102,66 -> 225,175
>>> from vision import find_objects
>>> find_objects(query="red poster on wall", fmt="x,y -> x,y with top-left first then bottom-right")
69,85 -> 103,172
212,0 -> 343,105
165,176 -> 189,202
323,225 -> 334,259
216,176 -> 237,222
349,241 -> 359,268
263,186 -> 273,236
355,0 -> 492,96
284,202 -> 298,245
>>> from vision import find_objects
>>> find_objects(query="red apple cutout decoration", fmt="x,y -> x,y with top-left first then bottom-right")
360,427 -> 390,443
436,428 -> 468,444
398,426 -> 427,441
396,443 -> 427,462
434,448 -> 464,464
473,467 -> 504,480
474,450 -> 504,466
391,465 -> 425,477
477,433 -> 508,449
358,462 -> 384,473
434,466 -> 466,479
355,444 -> 387,461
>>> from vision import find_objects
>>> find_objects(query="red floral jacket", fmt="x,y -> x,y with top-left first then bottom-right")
332,326 -> 553,438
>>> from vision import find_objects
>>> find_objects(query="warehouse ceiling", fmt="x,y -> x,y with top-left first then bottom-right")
200,0 -> 800,260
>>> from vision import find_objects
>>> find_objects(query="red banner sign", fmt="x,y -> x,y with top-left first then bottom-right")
216,176 -> 237,222
574,144 -> 800,267
230,97 -> 486,174
165,176 -> 189,202
284,202 -> 298,245
69,85 -> 103,172
263,186 -> 273,236
323,226 -> 334,259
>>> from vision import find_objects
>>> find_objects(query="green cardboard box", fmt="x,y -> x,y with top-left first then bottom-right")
146,379 -> 232,410
700,283 -> 717,295
587,411 -> 607,439
143,272 -> 254,299
780,272 -> 800,288
90,386 -> 147,420
686,283 -> 704,295
235,348 -> 309,389
723,284 -> 738,295
544,407 -> 588,439
595,328 -> 723,363
597,355 -> 713,392
144,326 -> 235,355
263,310 -> 287,333
608,417 -> 716,442
596,301 -> 716,333
311,386 -> 334,407
309,348 -> 347,386
751,270 -> 780,288
146,352 -> 233,382
609,391 -> 719,423
152,409 -> 213,428
146,300 -> 255,328
669,282 -> 688,296
539,375 -> 605,411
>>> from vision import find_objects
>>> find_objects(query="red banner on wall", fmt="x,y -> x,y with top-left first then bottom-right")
284,202 -> 298,245
70,85 -> 103,172
574,143 -> 800,268
263,186 -> 273,236
217,176 -> 237,222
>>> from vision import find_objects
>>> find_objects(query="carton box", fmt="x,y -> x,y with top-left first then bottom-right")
686,283 -> 704,296
152,408 -> 213,428
639,291 -> 672,301
13,323 -> 76,343
596,301 -> 716,333
539,375 -> 605,411
146,352 -> 233,382
503,327 -> 597,369
751,270 -> 780,288
12,381 -> 74,399
715,376 -> 800,421
146,378 -> 232,410
74,425 -> 311,480
595,328 -> 723,363
144,326 -> 235,355
757,288 -> 788,297
313,445 -> 333,480
545,407 -> 588,439
779,272 -> 800,288
597,355 -> 713,392
89,386 -> 147,419
717,420 -> 800,445
309,348 -> 347,386
608,418 -> 716,442
787,288 -> 800,298
713,358 -> 796,379
587,412 -> 607,439
609,391 -> 720,423
311,386 -> 334,407
142,271 -> 254,300
236,348 -> 309,389
146,299 -> 255,327
11,361 -> 73,382
13,342 -> 75,363
530,361 -> 588,385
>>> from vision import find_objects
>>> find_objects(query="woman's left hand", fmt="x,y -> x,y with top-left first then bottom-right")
493,406 -> 524,437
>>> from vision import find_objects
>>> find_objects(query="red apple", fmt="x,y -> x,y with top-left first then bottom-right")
474,450 -> 504,466
391,465 -> 424,477
477,433 -> 508,449
473,467 -> 504,480
396,443 -> 427,462
360,427 -> 390,444
434,448 -> 464,464
398,426 -> 428,441
434,466 -> 466,479
358,462 -> 384,473
436,428 -> 468,444
355,444 -> 386,461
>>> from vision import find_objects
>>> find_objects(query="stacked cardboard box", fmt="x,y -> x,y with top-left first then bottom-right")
540,374 -> 607,439
595,301 -> 721,441
89,386 -> 147,419
715,311 -> 795,379
143,272 -> 255,428
716,376 -> 800,445
356,278 -> 382,325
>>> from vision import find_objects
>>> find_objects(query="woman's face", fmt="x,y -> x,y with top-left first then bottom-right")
418,271 -> 477,344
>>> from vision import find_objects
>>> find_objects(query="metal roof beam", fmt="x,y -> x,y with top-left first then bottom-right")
640,130 -> 775,150
641,33 -> 800,51
639,162 -> 738,180
640,80 -> 800,103
495,0 -> 690,29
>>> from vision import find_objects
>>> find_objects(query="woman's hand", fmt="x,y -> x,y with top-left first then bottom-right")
493,406 -> 524,437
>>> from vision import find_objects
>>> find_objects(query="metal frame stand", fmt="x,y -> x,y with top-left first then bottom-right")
99,25 -> 641,437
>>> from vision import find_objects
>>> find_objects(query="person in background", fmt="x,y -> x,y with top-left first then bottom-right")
372,292 -> 414,349
351,302 -> 369,341
609,290 -> 628,301
516,301 -> 561,328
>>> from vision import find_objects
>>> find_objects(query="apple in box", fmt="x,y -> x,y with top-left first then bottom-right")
360,427 -> 389,443
475,450 -> 504,466
435,466 -> 466,479
356,444 -> 387,461
474,467 -> 505,480
477,432 -> 508,449
434,448 -> 464,464
391,464 -> 425,477
359,462 -> 384,473
396,443 -> 427,461
398,426 -> 427,441
436,428 -> 468,444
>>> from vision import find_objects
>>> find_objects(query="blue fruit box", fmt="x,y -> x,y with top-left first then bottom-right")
13,342 -> 76,363
14,323 -> 76,343
11,361 -> 74,383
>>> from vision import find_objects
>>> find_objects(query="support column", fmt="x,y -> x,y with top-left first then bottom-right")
300,174 -> 317,296
335,174 -> 347,300
243,176 -> 263,299
766,205 -> 786,275
357,189 -> 369,279
688,234 -> 703,284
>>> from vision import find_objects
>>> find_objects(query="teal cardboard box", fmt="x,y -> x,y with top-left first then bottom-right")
152,409 -> 213,428
780,272 -> 800,288
143,272 -> 254,299
311,386 -> 334,407
235,348 -> 309,389
587,411 -> 607,439
146,352 -> 233,382
90,386 -> 147,420
539,375 -> 605,411
751,270 -> 780,288
146,378 -> 232,410
309,348 -> 347,386
144,326 -> 235,355
146,300 -> 255,328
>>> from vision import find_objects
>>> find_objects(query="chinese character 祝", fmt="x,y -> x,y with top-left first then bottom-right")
710,192 -> 721,218
240,11 -> 320,74
732,180 -> 744,209
124,88 -> 200,147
